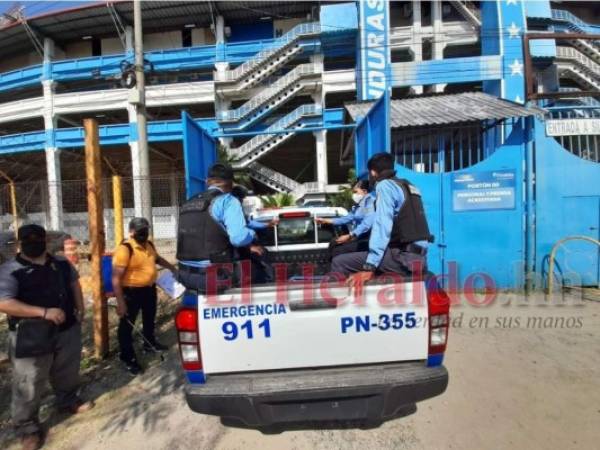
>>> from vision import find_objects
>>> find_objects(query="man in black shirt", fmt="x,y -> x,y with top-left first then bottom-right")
0,224 -> 94,450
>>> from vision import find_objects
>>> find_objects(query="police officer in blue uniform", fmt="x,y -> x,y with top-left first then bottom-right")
176,163 -> 264,292
331,153 -> 433,286
317,179 -> 375,258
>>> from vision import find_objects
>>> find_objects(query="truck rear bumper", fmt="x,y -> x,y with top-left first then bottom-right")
185,362 -> 448,427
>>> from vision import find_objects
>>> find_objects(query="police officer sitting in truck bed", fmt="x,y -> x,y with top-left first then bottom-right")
176,163 -> 265,293
331,152 -> 433,287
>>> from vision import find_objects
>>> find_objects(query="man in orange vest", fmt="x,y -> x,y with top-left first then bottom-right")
112,218 -> 176,375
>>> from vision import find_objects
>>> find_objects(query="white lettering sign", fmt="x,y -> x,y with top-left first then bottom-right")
546,119 -> 600,136
359,0 -> 390,100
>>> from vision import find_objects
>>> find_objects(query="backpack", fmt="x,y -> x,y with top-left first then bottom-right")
119,240 -> 156,262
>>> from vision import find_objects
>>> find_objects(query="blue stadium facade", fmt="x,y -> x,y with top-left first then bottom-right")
0,1 -> 598,289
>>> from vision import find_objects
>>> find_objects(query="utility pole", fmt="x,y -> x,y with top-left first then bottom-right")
133,0 -> 152,221
84,118 -> 108,358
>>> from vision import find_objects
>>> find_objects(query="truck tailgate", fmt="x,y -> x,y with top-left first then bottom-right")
198,282 -> 429,374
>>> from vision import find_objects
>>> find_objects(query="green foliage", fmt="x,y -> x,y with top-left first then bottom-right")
328,168 -> 356,211
260,192 -> 296,208
217,145 -> 252,187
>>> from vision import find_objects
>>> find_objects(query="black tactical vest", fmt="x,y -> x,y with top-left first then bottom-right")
176,189 -> 233,262
385,177 -> 433,246
9,255 -> 75,330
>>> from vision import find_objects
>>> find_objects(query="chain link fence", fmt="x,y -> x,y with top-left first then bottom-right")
0,174 -> 185,295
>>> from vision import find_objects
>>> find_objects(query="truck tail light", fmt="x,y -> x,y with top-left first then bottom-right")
279,211 -> 311,218
175,306 -> 202,371
427,283 -> 450,365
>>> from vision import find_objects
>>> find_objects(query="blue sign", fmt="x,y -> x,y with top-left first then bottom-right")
357,0 -> 390,100
452,170 -> 516,212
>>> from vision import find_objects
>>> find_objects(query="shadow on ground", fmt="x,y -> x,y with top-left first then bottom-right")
0,296 -> 182,449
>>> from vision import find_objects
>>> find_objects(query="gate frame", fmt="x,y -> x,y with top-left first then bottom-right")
523,33 -> 600,101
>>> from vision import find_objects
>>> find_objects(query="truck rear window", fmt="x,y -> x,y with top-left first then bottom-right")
256,218 -> 343,246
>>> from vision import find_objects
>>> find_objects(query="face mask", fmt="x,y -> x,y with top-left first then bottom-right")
134,229 -> 149,244
21,241 -> 46,258
352,193 -> 365,204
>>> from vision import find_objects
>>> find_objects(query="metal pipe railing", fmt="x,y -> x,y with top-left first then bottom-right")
230,104 -> 320,159
556,46 -> 600,76
216,22 -> 321,83
547,236 -> 600,294
219,63 -> 321,122
248,162 -> 301,191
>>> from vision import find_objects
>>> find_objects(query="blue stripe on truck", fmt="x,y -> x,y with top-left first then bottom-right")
182,292 -> 198,307
186,371 -> 206,384
427,353 -> 444,367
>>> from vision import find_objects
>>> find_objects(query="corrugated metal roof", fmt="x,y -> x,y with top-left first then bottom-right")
345,92 -> 544,128
0,1 -> 316,60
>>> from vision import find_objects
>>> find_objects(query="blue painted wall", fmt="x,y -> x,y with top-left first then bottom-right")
229,22 -> 273,43
524,1 -> 552,18
320,2 -> 358,32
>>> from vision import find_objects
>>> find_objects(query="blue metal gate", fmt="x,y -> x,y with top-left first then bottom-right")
533,118 -> 600,287
354,93 -> 391,175
393,119 -> 529,289
181,111 -> 217,198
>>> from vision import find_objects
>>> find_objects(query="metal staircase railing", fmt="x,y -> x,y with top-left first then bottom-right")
229,104 -> 321,165
450,1 -> 481,28
552,9 -> 600,34
219,62 -> 322,124
551,9 -> 600,53
571,38 -> 600,65
558,87 -> 600,107
215,22 -> 326,195
247,162 -> 302,193
556,46 -> 600,82
557,64 -> 600,91
291,181 -> 326,200
216,22 -> 321,85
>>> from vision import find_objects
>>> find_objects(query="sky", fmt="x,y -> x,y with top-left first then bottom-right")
0,1 -> 95,18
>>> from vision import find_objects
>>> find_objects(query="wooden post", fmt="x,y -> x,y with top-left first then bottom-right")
8,181 -> 18,238
112,175 -> 124,246
84,118 -> 108,358
0,169 -> 18,239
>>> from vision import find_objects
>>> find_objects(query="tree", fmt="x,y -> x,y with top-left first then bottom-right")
328,168 -> 356,211
217,145 -> 252,188
260,192 -> 296,208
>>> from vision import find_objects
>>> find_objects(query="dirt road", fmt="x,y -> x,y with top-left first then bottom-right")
2,294 -> 599,450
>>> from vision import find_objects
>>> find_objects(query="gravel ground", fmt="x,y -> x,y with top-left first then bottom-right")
1,292 -> 599,450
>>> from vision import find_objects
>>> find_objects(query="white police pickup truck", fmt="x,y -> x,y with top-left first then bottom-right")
175,206 -> 449,428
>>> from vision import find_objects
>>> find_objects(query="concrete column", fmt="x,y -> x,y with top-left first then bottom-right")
43,38 -> 64,230
44,147 -> 63,230
431,0 -> 447,93
125,26 -> 134,55
215,15 -> 228,74
126,103 -> 145,217
314,130 -> 328,186
311,65 -> 327,188
127,15 -> 150,219
411,1 -> 423,95
213,15 -> 232,149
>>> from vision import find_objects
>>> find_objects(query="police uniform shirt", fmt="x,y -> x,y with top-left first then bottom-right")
367,180 -> 428,267
0,255 -> 79,330
331,192 -> 376,237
